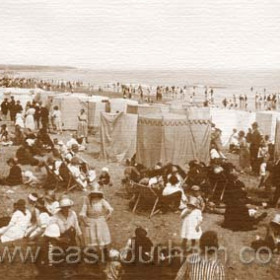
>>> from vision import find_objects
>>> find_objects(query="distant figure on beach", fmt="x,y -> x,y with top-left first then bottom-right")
25,105 -> 36,131
77,108 -> 88,142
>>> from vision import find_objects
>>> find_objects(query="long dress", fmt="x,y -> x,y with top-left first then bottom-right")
15,113 -> 25,128
239,137 -> 250,171
181,208 -> 202,240
0,209 -> 31,243
79,197 -> 113,247
25,108 -> 36,130
77,113 -> 88,138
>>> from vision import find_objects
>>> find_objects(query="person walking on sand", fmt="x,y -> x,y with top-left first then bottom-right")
79,185 -> 113,253
51,106 -> 63,134
77,108 -> 88,142
180,196 -> 203,252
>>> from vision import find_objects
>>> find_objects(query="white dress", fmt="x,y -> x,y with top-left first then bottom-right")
181,209 -> 202,240
0,209 -> 31,243
15,113 -> 25,128
25,108 -> 36,130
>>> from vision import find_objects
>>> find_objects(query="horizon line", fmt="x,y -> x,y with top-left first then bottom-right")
0,63 -> 280,72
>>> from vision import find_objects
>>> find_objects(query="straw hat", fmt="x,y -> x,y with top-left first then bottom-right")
28,193 -> 38,202
59,197 -> 74,208
102,167 -> 109,173
191,185 -> 200,192
44,224 -> 60,238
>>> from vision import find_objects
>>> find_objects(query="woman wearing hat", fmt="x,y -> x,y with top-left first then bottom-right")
0,199 -> 31,243
49,197 -> 82,246
0,157 -> 22,186
79,186 -> 113,251
77,109 -> 88,142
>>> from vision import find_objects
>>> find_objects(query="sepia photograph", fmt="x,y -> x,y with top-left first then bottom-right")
0,0 -> 280,279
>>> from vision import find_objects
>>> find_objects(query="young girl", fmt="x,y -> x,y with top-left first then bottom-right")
79,186 -> 113,252
181,197 -> 203,252
99,167 -> 112,187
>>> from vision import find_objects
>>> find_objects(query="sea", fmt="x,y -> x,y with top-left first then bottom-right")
3,67 -> 279,110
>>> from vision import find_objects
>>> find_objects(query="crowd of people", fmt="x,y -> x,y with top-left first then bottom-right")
1,78 -> 280,279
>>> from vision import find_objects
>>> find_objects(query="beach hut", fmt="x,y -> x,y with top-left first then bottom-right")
87,96 -> 109,128
100,112 -> 138,162
136,113 -> 211,168
52,95 -> 89,130
109,98 -> 138,113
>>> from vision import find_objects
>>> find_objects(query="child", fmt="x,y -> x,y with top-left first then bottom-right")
0,124 -> 12,146
188,185 -> 205,212
181,197 -> 203,252
104,249 -> 124,280
99,167 -> 112,187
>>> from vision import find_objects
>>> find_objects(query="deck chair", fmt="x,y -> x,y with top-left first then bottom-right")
65,165 -> 86,193
44,163 -> 64,189
132,183 -> 161,219
58,161 -> 84,193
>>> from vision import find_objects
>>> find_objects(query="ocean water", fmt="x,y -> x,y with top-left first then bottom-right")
6,67 -> 279,111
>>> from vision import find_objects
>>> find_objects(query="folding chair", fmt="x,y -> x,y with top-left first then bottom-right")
44,163 -> 64,189
58,161 -> 84,193
131,183 -> 161,218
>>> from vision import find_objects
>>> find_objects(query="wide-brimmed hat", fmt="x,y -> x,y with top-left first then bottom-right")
28,193 -> 39,202
59,197 -> 74,208
102,167 -> 109,173
191,185 -> 200,192
44,224 -> 60,238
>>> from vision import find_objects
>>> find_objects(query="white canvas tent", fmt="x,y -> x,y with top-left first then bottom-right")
109,98 -> 138,113
100,112 -> 138,162
87,96 -> 109,128
136,113 -> 211,168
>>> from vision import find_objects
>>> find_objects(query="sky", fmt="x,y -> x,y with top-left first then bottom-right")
0,0 -> 280,70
